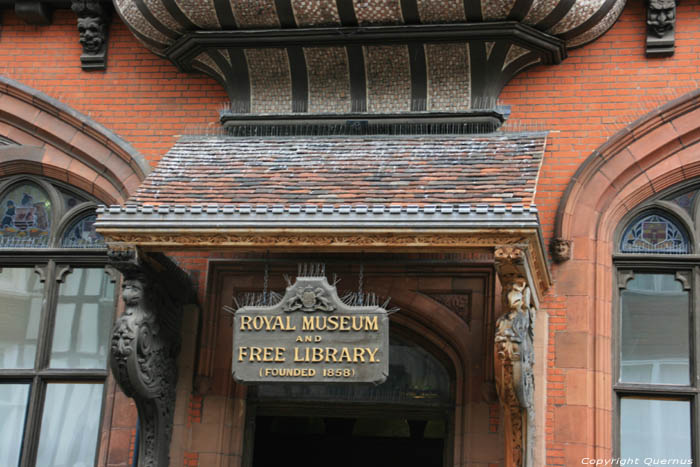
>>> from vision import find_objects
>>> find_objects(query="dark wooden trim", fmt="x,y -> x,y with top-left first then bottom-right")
160,0 -> 198,31
463,0 -> 482,22
535,0 -> 575,31
206,49 -> 243,104
408,43 -> 427,112
468,41 -> 487,109
399,0 -> 419,24
335,0 -> 358,27
166,22 -> 566,70
213,0 -> 238,29
274,0 -> 297,28
225,48 -> 252,114
347,45 -> 367,113
559,0 -> 617,42
133,0 -> 181,40
508,0 -> 534,21
287,46 -> 309,113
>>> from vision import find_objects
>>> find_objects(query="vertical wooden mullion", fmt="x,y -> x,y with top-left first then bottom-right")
611,267 -> 625,458
20,260 -> 55,467
693,266 -> 699,466
19,374 -> 46,467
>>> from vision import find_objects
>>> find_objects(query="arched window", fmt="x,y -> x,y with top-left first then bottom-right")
619,212 -> 690,254
0,175 -> 114,467
614,189 -> 698,462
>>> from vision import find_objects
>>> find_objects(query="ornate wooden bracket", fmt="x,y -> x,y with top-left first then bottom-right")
646,0 -> 679,57
71,0 -> 110,70
494,245 -> 536,467
108,245 -> 196,467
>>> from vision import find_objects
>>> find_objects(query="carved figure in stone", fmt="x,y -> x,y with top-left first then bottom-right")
494,277 -> 536,467
647,0 -> 677,37
77,15 -> 105,54
551,238 -> 572,263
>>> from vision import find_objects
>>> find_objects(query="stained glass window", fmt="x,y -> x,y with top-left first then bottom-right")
669,190 -> 697,215
620,213 -> 689,254
62,214 -> 105,248
60,189 -> 86,211
0,184 -> 52,248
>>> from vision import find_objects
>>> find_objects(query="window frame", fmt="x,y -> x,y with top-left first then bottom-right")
612,201 -> 700,462
0,174 -> 117,467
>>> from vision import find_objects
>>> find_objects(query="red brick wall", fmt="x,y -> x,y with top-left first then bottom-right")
500,3 -> 700,465
0,10 -> 226,165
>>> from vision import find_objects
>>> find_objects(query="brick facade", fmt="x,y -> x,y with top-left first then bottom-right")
2,1 -> 700,466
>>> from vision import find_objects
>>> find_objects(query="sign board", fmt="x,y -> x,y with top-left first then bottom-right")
232,276 -> 389,384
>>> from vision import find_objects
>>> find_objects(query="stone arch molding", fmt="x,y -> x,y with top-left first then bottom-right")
553,89 -> 700,459
556,88 -> 700,247
0,76 -> 149,204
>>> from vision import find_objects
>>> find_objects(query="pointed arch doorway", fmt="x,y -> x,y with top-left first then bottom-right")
243,327 -> 455,467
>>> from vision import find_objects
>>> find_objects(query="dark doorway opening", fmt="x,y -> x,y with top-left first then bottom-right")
252,414 -> 445,467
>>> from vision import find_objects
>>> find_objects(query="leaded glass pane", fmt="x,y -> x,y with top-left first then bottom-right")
61,214 -> 105,248
620,273 -> 689,385
620,398 -> 691,461
36,383 -> 103,467
669,189 -> 697,215
0,184 -> 52,248
0,384 -> 30,467
619,213 -> 689,254
0,268 -> 43,369
50,268 -> 115,369
59,188 -> 86,211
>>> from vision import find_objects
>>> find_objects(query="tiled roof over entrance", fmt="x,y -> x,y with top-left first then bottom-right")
127,133 -> 546,207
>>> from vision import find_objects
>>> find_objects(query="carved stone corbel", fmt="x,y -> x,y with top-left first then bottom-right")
646,0 -> 679,57
109,245 -> 196,467
71,0 -> 110,70
550,238 -> 572,263
494,246 -> 536,467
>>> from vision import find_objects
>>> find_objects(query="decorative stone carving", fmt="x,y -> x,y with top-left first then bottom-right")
550,238 -> 572,263
646,0 -> 679,57
71,0 -> 109,70
283,286 -> 336,313
494,246 -> 536,467
108,246 -> 195,467
426,293 -> 472,327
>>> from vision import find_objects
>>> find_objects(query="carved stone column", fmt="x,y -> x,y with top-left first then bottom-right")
71,0 -> 110,70
494,246 -> 536,467
646,0 -> 679,57
109,246 -> 195,467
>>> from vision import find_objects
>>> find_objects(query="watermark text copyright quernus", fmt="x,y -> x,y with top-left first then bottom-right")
581,459 -> 693,466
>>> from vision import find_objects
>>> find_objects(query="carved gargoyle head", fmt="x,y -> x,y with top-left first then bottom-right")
77,16 -> 105,53
647,0 -> 677,37
122,276 -> 146,307
551,238 -> 572,263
